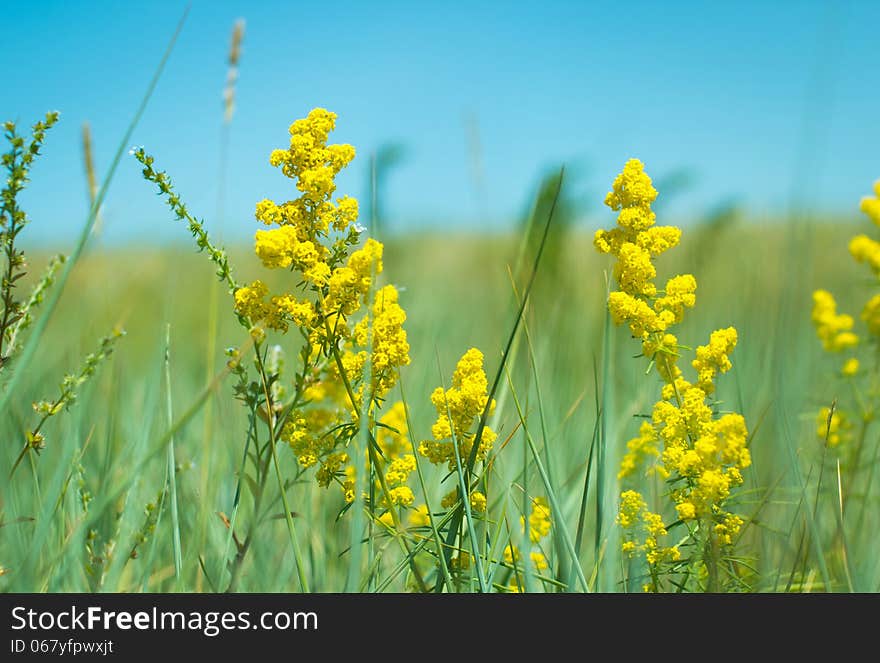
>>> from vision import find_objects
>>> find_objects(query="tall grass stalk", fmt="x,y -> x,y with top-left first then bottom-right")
163,324 -> 183,583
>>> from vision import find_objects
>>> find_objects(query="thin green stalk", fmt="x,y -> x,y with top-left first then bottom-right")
832,459 -> 855,591
506,369 -> 589,592
596,277 -> 614,591
254,345 -> 309,592
222,404 -> 261,592
522,298 -> 568,587
571,359 -> 600,589
398,374 -> 453,591
781,400 -> 833,590
164,324 -> 183,584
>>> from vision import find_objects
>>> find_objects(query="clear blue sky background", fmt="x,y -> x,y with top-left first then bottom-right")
5,0 -> 879,245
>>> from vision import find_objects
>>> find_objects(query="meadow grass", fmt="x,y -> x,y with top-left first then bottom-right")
2,217 -> 876,592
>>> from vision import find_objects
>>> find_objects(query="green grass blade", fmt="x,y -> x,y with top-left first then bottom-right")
505,368 -> 589,592
164,324 -> 183,584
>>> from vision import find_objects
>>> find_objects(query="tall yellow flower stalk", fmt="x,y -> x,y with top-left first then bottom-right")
811,180 -> 880,451
233,109 -> 414,512
135,109 -> 417,588
595,159 -> 750,591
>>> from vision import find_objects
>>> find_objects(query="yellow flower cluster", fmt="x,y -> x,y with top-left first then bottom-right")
506,497 -> 552,591
618,421 -> 659,480
283,371 -> 349,469
811,290 -> 858,352
618,490 -> 680,568
811,179 -> 880,445
860,180 -> 880,226
597,160 -> 750,572
353,284 -> 411,397
595,159 -> 693,343
849,235 -> 880,276
239,110 -> 413,512
439,487 -> 487,513
237,109 -> 369,333
419,348 -> 497,471
376,402 -> 417,508
692,327 -> 738,394
523,496 -> 551,543
308,398 -> 419,517
325,238 -> 384,317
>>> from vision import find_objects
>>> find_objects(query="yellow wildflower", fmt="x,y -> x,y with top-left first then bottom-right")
654,274 -> 697,324
353,285 -> 410,397
376,401 -> 409,458
692,327 -> 737,394
812,290 -> 858,352
530,551 -> 549,571
618,490 -> 646,529
618,421 -> 659,479
523,497 -> 551,543
419,348 -> 497,471
860,180 -> 880,226
849,234 -> 880,276
469,491 -> 487,513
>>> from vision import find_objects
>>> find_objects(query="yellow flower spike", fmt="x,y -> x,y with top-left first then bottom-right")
239,108 -> 376,351
420,348 -> 496,471
654,274 -> 697,324
692,327 -> 738,394
358,285 -> 410,397
597,160 -> 749,585
812,289 -> 859,351
618,421 -> 659,479
604,158 -> 658,218
524,497 -> 551,543
849,234 -> 880,275
530,551 -> 549,571
613,243 -> 657,297
617,490 -> 646,529
469,491 -> 487,513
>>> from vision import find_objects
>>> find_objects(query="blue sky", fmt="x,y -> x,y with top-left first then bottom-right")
5,0 -> 879,245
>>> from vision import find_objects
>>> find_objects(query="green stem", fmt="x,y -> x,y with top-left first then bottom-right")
254,345 -> 310,592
